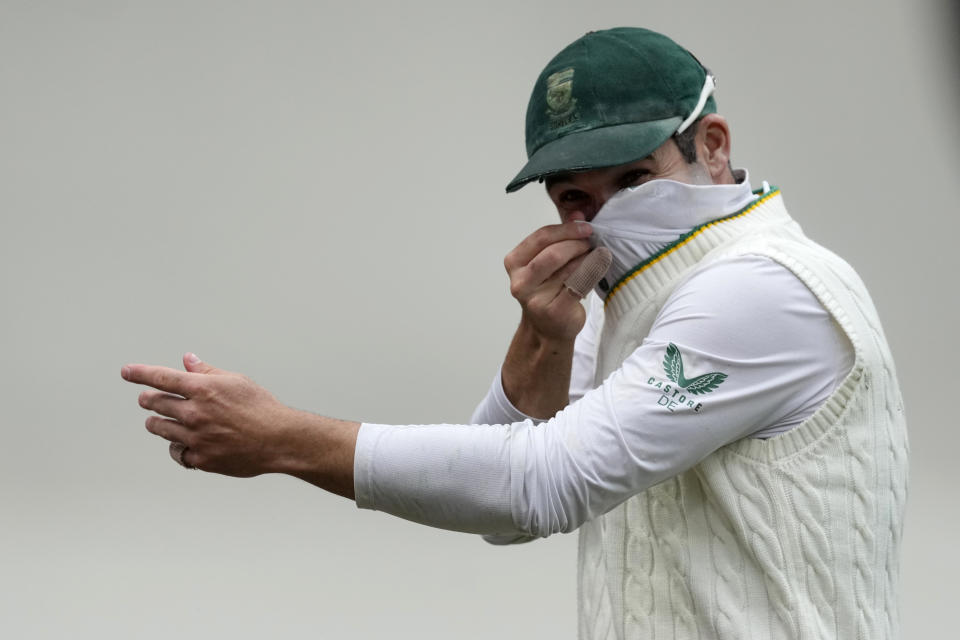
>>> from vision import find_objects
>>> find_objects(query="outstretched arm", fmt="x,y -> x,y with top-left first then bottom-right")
121,353 -> 359,499
122,257 -> 851,539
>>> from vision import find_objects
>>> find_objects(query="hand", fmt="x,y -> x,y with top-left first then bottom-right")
121,353 -> 295,476
504,220 -> 594,341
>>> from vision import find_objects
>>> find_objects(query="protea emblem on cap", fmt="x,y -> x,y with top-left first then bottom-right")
545,68 -> 578,128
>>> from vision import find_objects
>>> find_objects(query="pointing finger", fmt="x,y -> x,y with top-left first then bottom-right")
121,364 -> 198,397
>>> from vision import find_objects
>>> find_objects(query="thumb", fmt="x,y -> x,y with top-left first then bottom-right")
183,352 -> 222,374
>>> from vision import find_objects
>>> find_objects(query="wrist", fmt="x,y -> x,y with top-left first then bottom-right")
263,405 -> 310,475
515,313 -> 577,353
270,408 -> 360,500
502,318 -> 576,419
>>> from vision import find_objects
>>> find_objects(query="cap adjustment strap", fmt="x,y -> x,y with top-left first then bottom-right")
675,73 -> 716,135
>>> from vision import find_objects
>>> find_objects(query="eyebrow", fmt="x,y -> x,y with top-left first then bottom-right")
543,156 -> 656,190
543,173 -> 572,190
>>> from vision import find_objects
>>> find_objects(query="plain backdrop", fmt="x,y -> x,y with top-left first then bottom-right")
2,1 -> 956,638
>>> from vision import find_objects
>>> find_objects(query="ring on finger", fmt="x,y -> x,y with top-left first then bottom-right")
169,441 -> 195,470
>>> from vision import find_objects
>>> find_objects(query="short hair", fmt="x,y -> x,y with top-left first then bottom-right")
673,118 -> 700,164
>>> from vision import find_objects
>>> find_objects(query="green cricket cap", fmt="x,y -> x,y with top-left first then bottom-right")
506,27 -> 717,193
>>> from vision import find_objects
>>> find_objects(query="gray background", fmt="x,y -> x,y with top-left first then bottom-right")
2,0 -> 956,637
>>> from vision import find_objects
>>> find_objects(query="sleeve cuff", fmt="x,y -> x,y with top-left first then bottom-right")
353,422 -> 389,511
472,367 -> 546,426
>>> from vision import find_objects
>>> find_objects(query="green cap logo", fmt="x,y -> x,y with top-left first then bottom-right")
662,343 -> 727,395
545,68 -> 578,127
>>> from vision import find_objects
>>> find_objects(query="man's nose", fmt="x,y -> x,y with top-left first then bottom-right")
569,188 -> 619,222
591,188 -> 620,219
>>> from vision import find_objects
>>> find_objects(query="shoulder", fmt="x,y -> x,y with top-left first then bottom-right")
655,254 -> 826,332
678,253 -> 808,299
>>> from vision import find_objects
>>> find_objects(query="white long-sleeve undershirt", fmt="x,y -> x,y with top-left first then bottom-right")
354,254 -> 855,539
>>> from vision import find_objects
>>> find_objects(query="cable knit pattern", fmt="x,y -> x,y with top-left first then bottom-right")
579,516 -> 618,640
738,463 -> 798,637
578,191 -> 908,639
700,474 -> 749,640
787,456 -> 837,638
847,283 -> 909,640
649,479 -> 698,639
623,499 -> 654,640
848,405 -> 876,640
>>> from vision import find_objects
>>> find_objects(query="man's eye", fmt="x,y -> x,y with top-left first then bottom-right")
559,190 -> 589,204
620,170 -> 650,188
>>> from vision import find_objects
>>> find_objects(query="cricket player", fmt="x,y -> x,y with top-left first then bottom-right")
123,27 -> 908,639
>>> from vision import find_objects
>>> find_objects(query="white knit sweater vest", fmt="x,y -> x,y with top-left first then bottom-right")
578,190 -> 909,640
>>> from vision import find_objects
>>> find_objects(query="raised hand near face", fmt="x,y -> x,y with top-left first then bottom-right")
503,220 -> 595,342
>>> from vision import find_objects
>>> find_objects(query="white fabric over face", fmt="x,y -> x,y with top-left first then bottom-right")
587,172 -> 757,296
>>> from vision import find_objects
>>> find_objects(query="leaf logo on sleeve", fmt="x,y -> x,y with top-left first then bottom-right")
662,343 -> 727,395
646,343 -> 728,413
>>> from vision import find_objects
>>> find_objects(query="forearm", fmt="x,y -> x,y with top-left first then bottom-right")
355,422 -> 518,535
271,409 -> 360,500
500,316 -> 576,419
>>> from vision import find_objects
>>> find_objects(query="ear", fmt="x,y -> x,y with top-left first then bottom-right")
696,114 -> 734,184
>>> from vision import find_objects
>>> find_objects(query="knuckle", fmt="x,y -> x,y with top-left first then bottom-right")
535,224 -> 557,239
184,380 -> 204,399
146,416 -> 169,438
195,377 -> 221,401
180,407 -> 199,426
530,251 -> 556,273
530,227 -> 551,247
206,379 -> 227,400
549,222 -> 572,239
510,274 -> 533,301
528,251 -> 558,278
526,297 -> 548,316
553,238 -> 587,259
189,449 -> 210,469
557,260 -> 581,282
